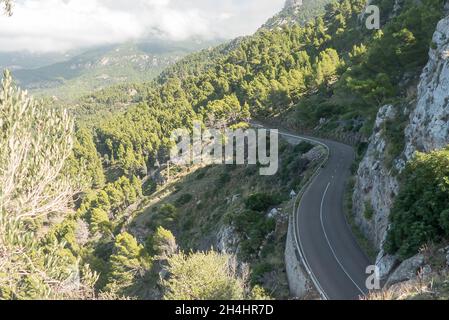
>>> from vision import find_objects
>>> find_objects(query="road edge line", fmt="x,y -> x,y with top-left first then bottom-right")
279,131 -> 331,300
319,182 -> 367,296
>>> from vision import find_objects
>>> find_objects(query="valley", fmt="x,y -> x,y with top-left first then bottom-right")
10,39 -> 222,101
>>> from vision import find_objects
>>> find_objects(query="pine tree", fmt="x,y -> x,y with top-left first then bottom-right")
147,227 -> 177,258
105,232 -> 151,296
90,208 -> 111,234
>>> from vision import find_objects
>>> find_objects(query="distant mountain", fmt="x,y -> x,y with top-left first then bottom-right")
262,0 -> 332,30
11,39 -> 223,101
0,51 -> 77,71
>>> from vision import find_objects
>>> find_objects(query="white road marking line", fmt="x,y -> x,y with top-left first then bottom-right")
296,189 -> 329,300
255,123 -> 367,298
279,130 -> 330,300
320,182 -> 366,296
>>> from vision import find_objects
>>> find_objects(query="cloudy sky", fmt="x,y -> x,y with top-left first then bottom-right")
0,0 -> 285,53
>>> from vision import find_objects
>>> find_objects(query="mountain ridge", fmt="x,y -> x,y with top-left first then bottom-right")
11,39 -> 223,101
284,0 -> 303,10
262,0 -> 332,30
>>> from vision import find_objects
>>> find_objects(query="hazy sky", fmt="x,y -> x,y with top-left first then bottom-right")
0,0 -> 285,53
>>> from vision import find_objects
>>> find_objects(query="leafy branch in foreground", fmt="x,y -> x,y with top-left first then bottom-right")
0,70 -> 95,299
0,70 -> 74,220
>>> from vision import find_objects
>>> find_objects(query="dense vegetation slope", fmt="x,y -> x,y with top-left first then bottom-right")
2,0 -> 448,300
57,0 -> 445,296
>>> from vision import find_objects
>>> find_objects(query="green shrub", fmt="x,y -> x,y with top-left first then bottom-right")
162,251 -> 246,300
357,142 -> 369,159
217,172 -> 231,187
363,202 -> 375,221
147,204 -> 179,231
294,142 -> 314,154
245,193 -> 281,212
175,194 -> 193,206
233,209 -> 276,260
142,179 -> 156,196
173,185 -> 183,194
160,204 -> 177,216
439,209 -> 449,233
383,113 -> 407,169
195,170 -> 207,180
251,262 -> 273,284
385,147 -> 449,259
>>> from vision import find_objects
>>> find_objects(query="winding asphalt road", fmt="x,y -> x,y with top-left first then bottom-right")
278,130 -> 372,300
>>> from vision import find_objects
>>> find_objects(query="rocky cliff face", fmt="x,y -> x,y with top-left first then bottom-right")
404,16 -> 449,159
353,13 -> 449,281
353,105 -> 401,250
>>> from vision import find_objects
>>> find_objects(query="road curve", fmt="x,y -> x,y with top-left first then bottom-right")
278,130 -> 372,300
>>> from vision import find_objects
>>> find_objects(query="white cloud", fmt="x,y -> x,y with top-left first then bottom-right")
0,0 -> 284,53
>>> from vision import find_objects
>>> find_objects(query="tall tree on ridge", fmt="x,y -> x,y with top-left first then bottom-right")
1,0 -> 13,16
